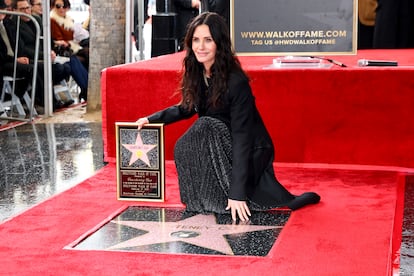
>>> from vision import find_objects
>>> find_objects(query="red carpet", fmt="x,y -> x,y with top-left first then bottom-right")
0,120 -> 28,131
0,161 -> 408,275
2,49 -> 412,274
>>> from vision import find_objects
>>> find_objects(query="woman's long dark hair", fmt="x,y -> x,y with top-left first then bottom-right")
180,12 -> 243,111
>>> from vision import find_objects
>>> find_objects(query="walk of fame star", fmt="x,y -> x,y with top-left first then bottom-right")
107,214 -> 283,255
122,132 -> 157,166
72,207 -> 290,256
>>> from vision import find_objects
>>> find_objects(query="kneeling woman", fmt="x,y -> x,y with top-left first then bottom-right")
136,12 -> 320,221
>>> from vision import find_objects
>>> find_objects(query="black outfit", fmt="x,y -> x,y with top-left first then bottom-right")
4,16 -> 73,108
358,20 -> 375,49
172,0 -> 200,51
206,0 -> 229,27
172,0 -> 229,50
373,0 -> 414,48
0,64 -> 3,93
9,15 -> 71,86
147,69 -> 320,213
133,0 -> 149,50
1,18 -> 44,103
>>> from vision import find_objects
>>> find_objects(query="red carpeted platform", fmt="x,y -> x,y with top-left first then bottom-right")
102,49 -> 414,168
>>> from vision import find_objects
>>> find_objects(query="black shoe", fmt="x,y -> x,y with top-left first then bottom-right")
64,99 -> 74,107
287,192 -> 321,210
53,100 -> 65,111
79,88 -> 87,102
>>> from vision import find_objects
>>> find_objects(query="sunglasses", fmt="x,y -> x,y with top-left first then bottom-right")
18,6 -> 31,11
55,4 -> 68,9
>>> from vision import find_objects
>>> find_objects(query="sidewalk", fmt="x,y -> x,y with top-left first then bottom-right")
35,104 -> 101,124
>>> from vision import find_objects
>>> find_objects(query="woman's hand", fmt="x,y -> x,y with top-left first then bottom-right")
136,117 -> 149,130
226,199 -> 251,221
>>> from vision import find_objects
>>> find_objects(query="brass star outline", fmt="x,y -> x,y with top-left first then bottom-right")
107,214 -> 282,255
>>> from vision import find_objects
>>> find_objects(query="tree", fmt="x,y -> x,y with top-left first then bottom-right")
87,0 -> 126,112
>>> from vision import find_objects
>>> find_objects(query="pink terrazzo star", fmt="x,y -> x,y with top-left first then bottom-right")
108,214 -> 282,255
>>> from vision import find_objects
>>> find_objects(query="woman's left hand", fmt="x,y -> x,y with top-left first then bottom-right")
226,199 -> 251,221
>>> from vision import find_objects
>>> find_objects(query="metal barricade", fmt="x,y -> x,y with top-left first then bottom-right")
0,9 -> 40,122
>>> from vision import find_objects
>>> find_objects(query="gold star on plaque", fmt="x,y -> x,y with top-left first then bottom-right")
122,132 -> 157,167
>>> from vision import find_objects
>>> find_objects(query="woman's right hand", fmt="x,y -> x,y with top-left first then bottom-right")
136,117 -> 149,130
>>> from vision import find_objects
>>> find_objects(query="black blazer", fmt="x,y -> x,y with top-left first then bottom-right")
172,0 -> 199,50
148,69 -> 294,207
6,15 -> 43,61
0,18 -> 27,63
172,0 -> 229,50
0,20 -> 16,64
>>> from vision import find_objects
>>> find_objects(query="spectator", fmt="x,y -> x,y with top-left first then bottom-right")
4,0 -> 11,9
172,0 -> 201,51
11,0 -> 73,107
81,0 -> 89,31
50,0 -> 88,101
29,0 -> 41,17
172,1 -> 230,51
373,0 -> 414,48
204,0 -> 229,27
358,0 -> 377,49
1,3 -> 45,108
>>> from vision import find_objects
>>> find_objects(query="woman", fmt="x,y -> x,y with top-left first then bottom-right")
50,0 -> 88,101
136,12 -> 320,221
1,7 -> 45,107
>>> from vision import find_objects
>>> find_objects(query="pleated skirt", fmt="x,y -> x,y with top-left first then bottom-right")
174,116 -> 272,214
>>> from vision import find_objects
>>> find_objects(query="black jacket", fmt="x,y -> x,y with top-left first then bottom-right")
148,70 -> 294,207
172,0 -> 229,50
172,0 -> 199,50
10,15 -> 43,61
0,18 -> 25,64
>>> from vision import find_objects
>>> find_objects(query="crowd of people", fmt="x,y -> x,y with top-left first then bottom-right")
0,0 -> 89,114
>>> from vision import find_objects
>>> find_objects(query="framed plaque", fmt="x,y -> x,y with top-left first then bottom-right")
116,122 -> 165,201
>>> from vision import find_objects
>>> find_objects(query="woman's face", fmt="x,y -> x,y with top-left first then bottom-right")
192,24 -> 217,74
53,0 -> 68,17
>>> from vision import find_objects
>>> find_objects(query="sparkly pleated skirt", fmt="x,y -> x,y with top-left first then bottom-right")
174,116 -> 233,214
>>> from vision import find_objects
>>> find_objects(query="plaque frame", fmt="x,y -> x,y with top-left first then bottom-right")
115,122 -> 165,202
